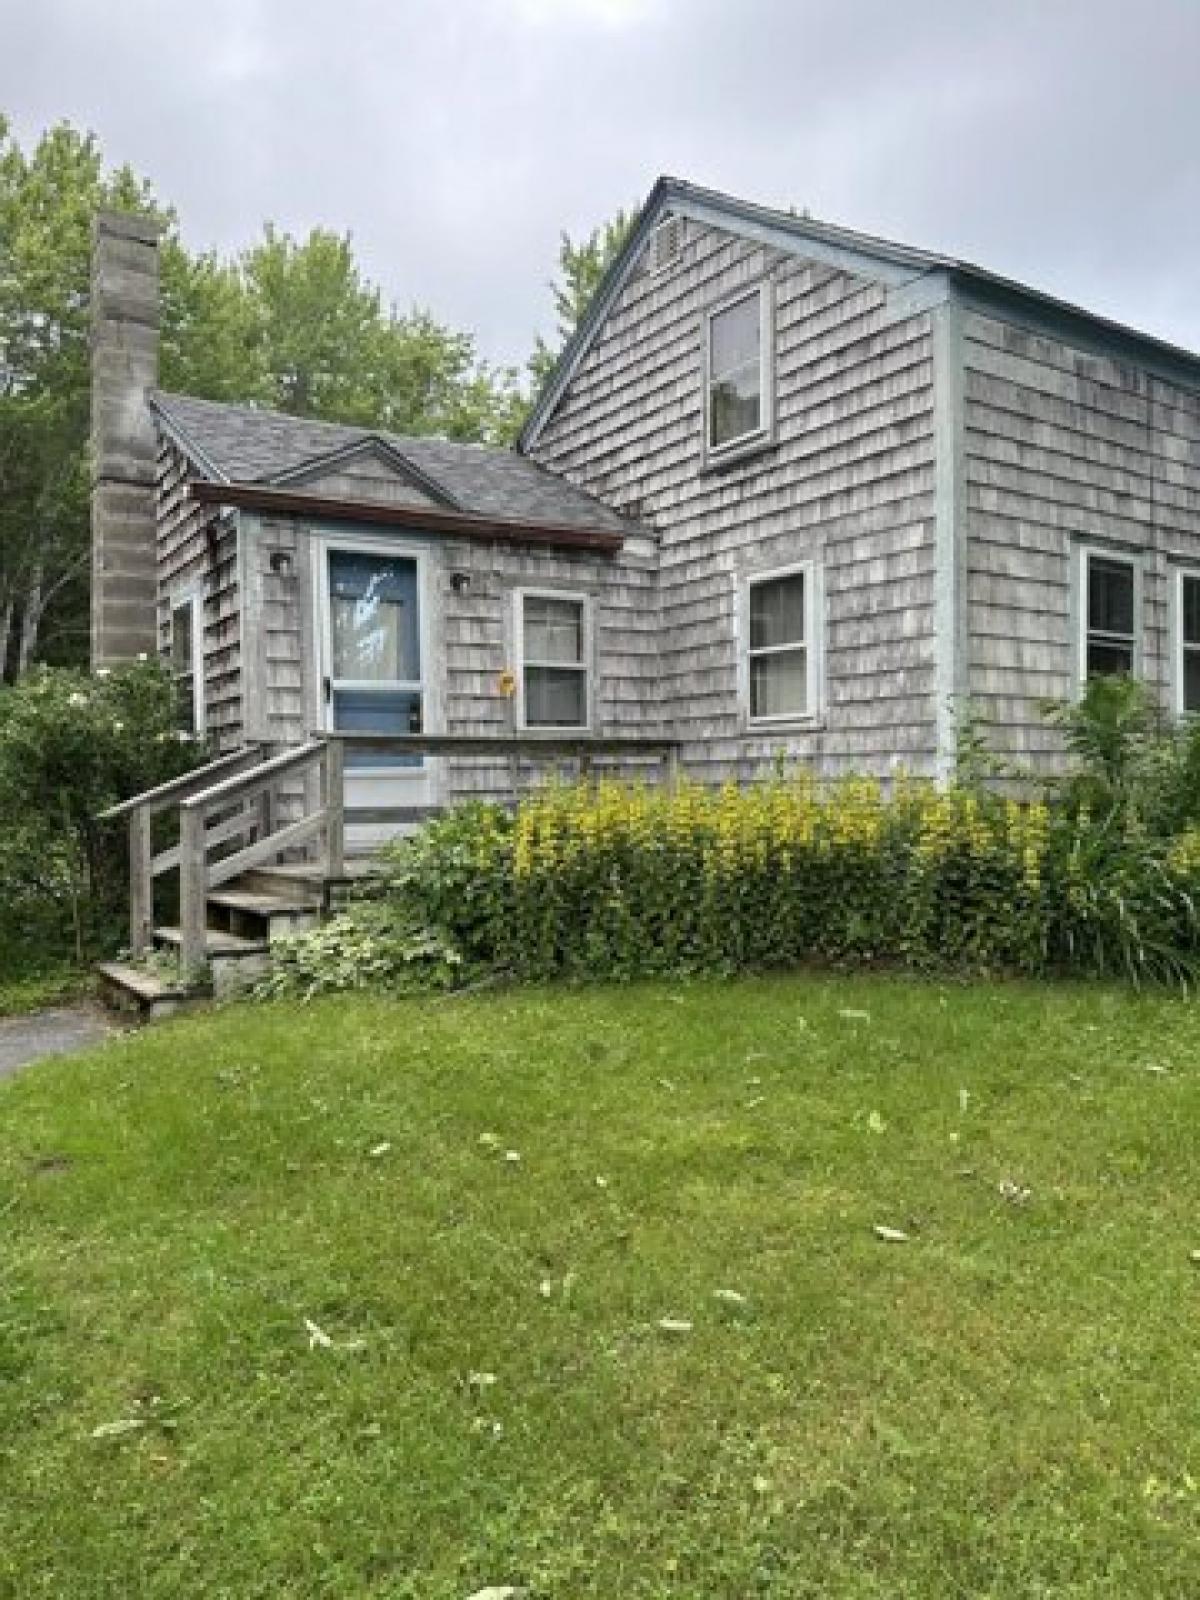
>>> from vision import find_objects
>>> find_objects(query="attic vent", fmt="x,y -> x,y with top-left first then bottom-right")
649,215 -> 683,273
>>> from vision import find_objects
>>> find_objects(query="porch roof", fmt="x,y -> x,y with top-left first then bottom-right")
188,479 -> 626,553
150,391 -> 638,541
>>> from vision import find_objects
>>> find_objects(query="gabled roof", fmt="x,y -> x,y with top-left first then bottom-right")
149,391 -> 634,538
519,174 -> 1200,451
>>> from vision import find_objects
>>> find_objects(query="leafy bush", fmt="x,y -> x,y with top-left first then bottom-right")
1043,674 -> 1200,840
0,662 -> 203,966
264,773 -> 1200,997
256,901 -> 463,1001
255,805 -> 508,1000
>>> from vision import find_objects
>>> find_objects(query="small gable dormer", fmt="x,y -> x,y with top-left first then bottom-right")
267,436 -> 461,511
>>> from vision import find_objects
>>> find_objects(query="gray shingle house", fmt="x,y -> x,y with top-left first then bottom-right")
93,178 -> 1200,845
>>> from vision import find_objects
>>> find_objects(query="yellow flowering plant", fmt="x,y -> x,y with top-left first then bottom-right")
270,752 -> 1200,997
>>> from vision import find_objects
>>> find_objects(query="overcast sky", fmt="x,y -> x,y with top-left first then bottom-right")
3,0 -> 1199,370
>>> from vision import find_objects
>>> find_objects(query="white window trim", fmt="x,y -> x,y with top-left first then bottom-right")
514,587 -> 593,733
1075,544 -> 1143,691
738,560 -> 824,729
1172,565 -> 1200,717
170,590 -> 205,736
703,280 -> 775,464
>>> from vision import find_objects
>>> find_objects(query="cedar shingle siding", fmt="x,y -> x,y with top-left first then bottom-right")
527,218 -> 939,779
962,312 -> 1200,767
142,180 -> 1200,793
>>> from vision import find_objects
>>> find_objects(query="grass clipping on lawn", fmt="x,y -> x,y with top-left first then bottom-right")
1,973 -> 1199,1597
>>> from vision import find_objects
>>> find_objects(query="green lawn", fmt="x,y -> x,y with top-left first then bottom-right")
2,975 -> 1199,1598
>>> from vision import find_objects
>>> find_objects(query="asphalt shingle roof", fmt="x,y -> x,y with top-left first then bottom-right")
150,391 -> 634,536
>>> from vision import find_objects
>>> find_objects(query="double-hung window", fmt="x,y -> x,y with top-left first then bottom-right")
170,593 -> 204,735
746,566 -> 814,722
518,591 -> 590,729
1177,570 -> 1200,714
706,286 -> 770,456
1081,550 -> 1138,682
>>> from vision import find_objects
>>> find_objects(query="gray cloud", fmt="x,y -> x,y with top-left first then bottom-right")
2,0 -> 1198,368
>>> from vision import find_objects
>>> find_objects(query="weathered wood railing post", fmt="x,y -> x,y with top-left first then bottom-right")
324,737 -> 345,879
664,744 -> 682,792
178,806 -> 208,980
257,781 -> 275,844
128,806 -> 153,956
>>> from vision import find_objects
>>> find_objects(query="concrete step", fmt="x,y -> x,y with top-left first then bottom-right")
154,925 -> 271,999
95,960 -> 207,1020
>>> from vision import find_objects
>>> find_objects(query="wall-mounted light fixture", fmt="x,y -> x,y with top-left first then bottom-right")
449,571 -> 471,594
269,550 -> 293,577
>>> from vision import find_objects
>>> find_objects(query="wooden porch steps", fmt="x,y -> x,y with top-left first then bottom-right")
95,731 -> 677,1023
95,960 -> 206,1021
97,872 -> 346,1018
239,857 -> 380,890
154,925 -> 270,958
205,888 -> 323,918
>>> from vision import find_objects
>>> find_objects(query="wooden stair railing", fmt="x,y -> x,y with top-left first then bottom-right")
320,730 -> 681,805
98,739 -> 345,978
176,740 -> 339,978
98,745 -> 266,958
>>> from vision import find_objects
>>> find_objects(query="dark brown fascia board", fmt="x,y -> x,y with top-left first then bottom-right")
188,480 -> 625,554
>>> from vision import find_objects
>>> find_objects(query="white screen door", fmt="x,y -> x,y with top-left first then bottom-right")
318,541 -> 436,848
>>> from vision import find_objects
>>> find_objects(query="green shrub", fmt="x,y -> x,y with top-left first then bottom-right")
264,774 -> 1200,997
1041,674 -> 1200,840
0,662 -> 203,966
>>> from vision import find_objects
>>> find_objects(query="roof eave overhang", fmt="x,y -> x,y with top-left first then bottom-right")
188,480 -> 626,554
948,268 -> 1200,394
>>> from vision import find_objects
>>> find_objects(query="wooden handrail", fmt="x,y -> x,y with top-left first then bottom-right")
177,740 -> 332,977
97,744 -> 263,822
319,730 -> 681,801
178,740 -> 326,814
316,732 -> 678,757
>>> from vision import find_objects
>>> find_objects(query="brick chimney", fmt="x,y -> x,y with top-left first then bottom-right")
91,210 -> 161,668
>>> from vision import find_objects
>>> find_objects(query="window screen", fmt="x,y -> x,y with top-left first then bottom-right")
708,291 -> 763,450
522,594 -> 588,728
748,571 -> 808,719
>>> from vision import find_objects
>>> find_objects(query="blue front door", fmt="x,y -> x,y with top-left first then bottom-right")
321,542 -> 434,843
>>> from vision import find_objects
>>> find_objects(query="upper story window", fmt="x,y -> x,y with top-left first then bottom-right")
746,564 -> 817,722
1176,570 -> 1200,714
170,593 -> 204,735
1080,550 -> 1138,681
706,285 -> 771,456
518,590 -> 590,730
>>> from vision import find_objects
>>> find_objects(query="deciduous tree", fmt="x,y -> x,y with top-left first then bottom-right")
0,115 -> 528,677
529,207 -> 635,386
